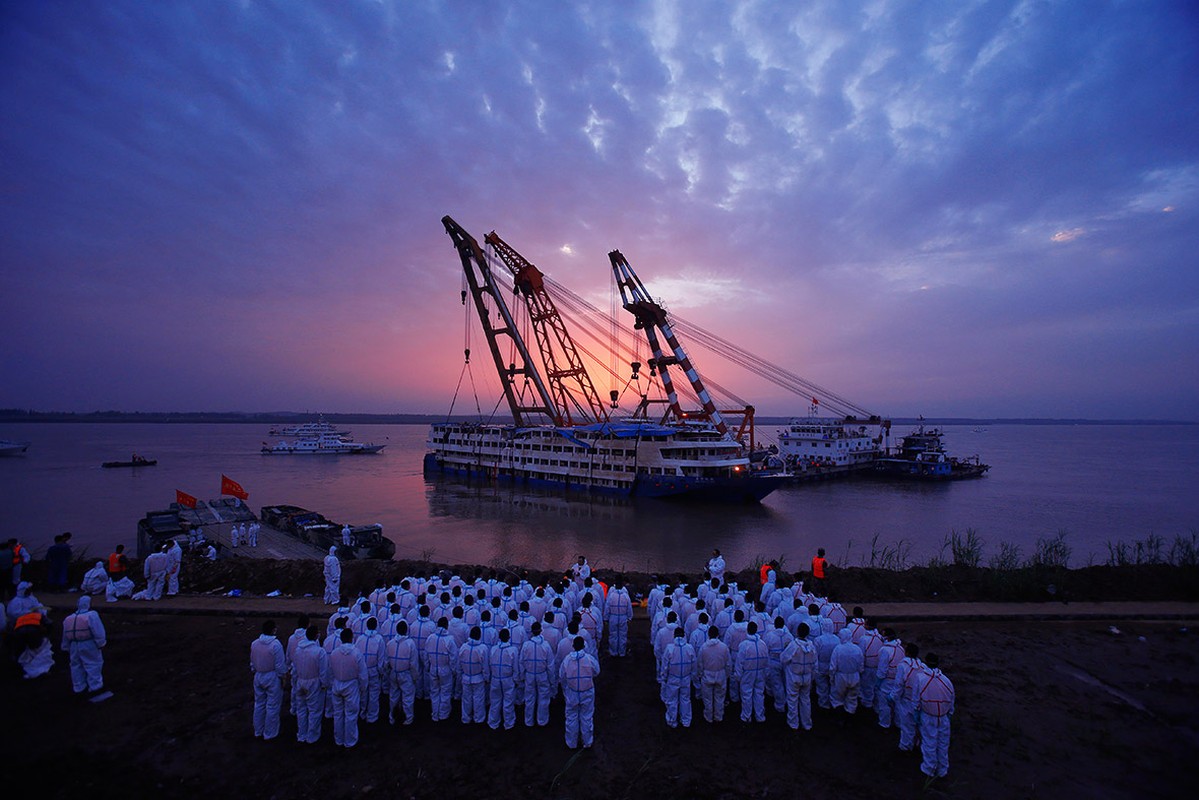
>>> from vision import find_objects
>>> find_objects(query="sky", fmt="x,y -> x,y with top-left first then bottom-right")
2,0 -> 1197,421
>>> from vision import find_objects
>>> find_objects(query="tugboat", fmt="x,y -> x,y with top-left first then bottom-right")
873,423 -> 990,480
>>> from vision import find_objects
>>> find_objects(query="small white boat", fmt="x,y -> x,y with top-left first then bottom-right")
0,439 -> 30,456
261,432 -> 384,455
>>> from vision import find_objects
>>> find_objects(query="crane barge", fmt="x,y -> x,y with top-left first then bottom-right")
424,216 -> 785,502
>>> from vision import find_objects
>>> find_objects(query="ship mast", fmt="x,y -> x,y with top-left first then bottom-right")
484,231 -> 609,426
441,216 -> 556,426
609,249 -> 728,437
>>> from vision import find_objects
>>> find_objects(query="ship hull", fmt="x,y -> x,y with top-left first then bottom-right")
423,452 -> 782,503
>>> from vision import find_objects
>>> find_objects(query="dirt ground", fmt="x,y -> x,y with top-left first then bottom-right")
8,591 -> 1198,800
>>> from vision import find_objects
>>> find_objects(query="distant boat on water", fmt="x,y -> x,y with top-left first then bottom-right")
261,432 -> 385,455
102,456 -> 157,468
0,439 -> 30,456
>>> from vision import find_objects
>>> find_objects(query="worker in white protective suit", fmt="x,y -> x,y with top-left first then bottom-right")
858,619 -> 883,710
7,581 -> 40,622
762,616 -> 792,714
735,621 -> 769,722
80,562 -> 108,595
355,615 -> 385,723
323,547 -> 341,605
142,545 -> 169,600
781,622 -> 816,730
457,625 -> 489,724
250,620 -> 287,740
892,642 -> 927,752
329,628 -> 367,747
291,625 -> 330,744
813,618 -> 839,709
424,618 -> 458,721
559,635 -> 600,749
488,626 -> 520,730
917,653 -> 955,779
697,625 -> 731,723
875,629 -> 905,729
61,595 -> 106,695
165,539 -> 183,596
383,620 -> 420,725
707,549 -> 726,585
603,580 -> 632,657
520,621 -> 555,726
831,627 -> 865,713
285,615 -> 311,717
659,627 -> 697,728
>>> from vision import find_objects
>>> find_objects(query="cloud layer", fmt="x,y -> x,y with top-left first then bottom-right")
2,0 -> 1196,419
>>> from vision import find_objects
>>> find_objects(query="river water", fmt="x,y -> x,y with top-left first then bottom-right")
0,422 -> 1195,573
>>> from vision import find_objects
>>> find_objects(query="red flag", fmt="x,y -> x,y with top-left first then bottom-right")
220,474 -> 249,501
175,490 -> 198,509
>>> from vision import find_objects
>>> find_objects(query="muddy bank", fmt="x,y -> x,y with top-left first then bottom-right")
9,612 -> 1198,800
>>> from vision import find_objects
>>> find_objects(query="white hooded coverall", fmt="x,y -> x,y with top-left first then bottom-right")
520,635 -> 555,726
329,641 -> 367,747
291,638 -> 330,743
735,634 -> 770,722
781,636 -> 816,730
660,636 -> 697,728
383,633 -> 420,725
698,637 -> 731,723
250,633 -> 286,740
166,541 -> 182,595
61,595 -> 106,693
918,668 -> 955,778
559,647 -> 600,748
81,562 -> 108,595
458,638 -> 489,724
488,640 -> 520,730
323,548 -> 341,605
830,628 -> 865,713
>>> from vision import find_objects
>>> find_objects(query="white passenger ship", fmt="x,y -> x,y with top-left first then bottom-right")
262,432 -> 385,455
777,416 -> 881,470
426,419 -> 782,501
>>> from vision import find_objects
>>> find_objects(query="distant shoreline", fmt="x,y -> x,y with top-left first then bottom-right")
1,409 -> 1194,425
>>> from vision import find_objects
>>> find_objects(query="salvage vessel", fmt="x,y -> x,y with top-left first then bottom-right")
424,217 -> 785,503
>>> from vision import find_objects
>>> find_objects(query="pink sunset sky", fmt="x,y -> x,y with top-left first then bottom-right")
2,1 -> 1196,420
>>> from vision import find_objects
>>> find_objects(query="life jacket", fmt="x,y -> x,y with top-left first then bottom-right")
12,543 -> 25,565
759,564 -> 771,585
15,611 -> 43,630
811,556 -> 827,579
108,552 -> 126,574
919,670 -> 954,717
597,580 -> 609,598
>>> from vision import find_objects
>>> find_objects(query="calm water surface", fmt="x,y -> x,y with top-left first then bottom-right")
0,422 -> 1195,573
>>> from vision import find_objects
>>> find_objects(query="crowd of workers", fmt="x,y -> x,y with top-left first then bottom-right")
3,537 -> 953,781
258,550 -> 954,779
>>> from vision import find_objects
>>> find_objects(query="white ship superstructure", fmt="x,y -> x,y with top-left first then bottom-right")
777,417 -> 881,469
427,419 -> 776,499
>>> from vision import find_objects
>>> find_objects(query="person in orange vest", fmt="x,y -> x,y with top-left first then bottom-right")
811,548 -> 829,594
13,602 -> 54,678
107,544 -> 129,578
10,539 -> 31,596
